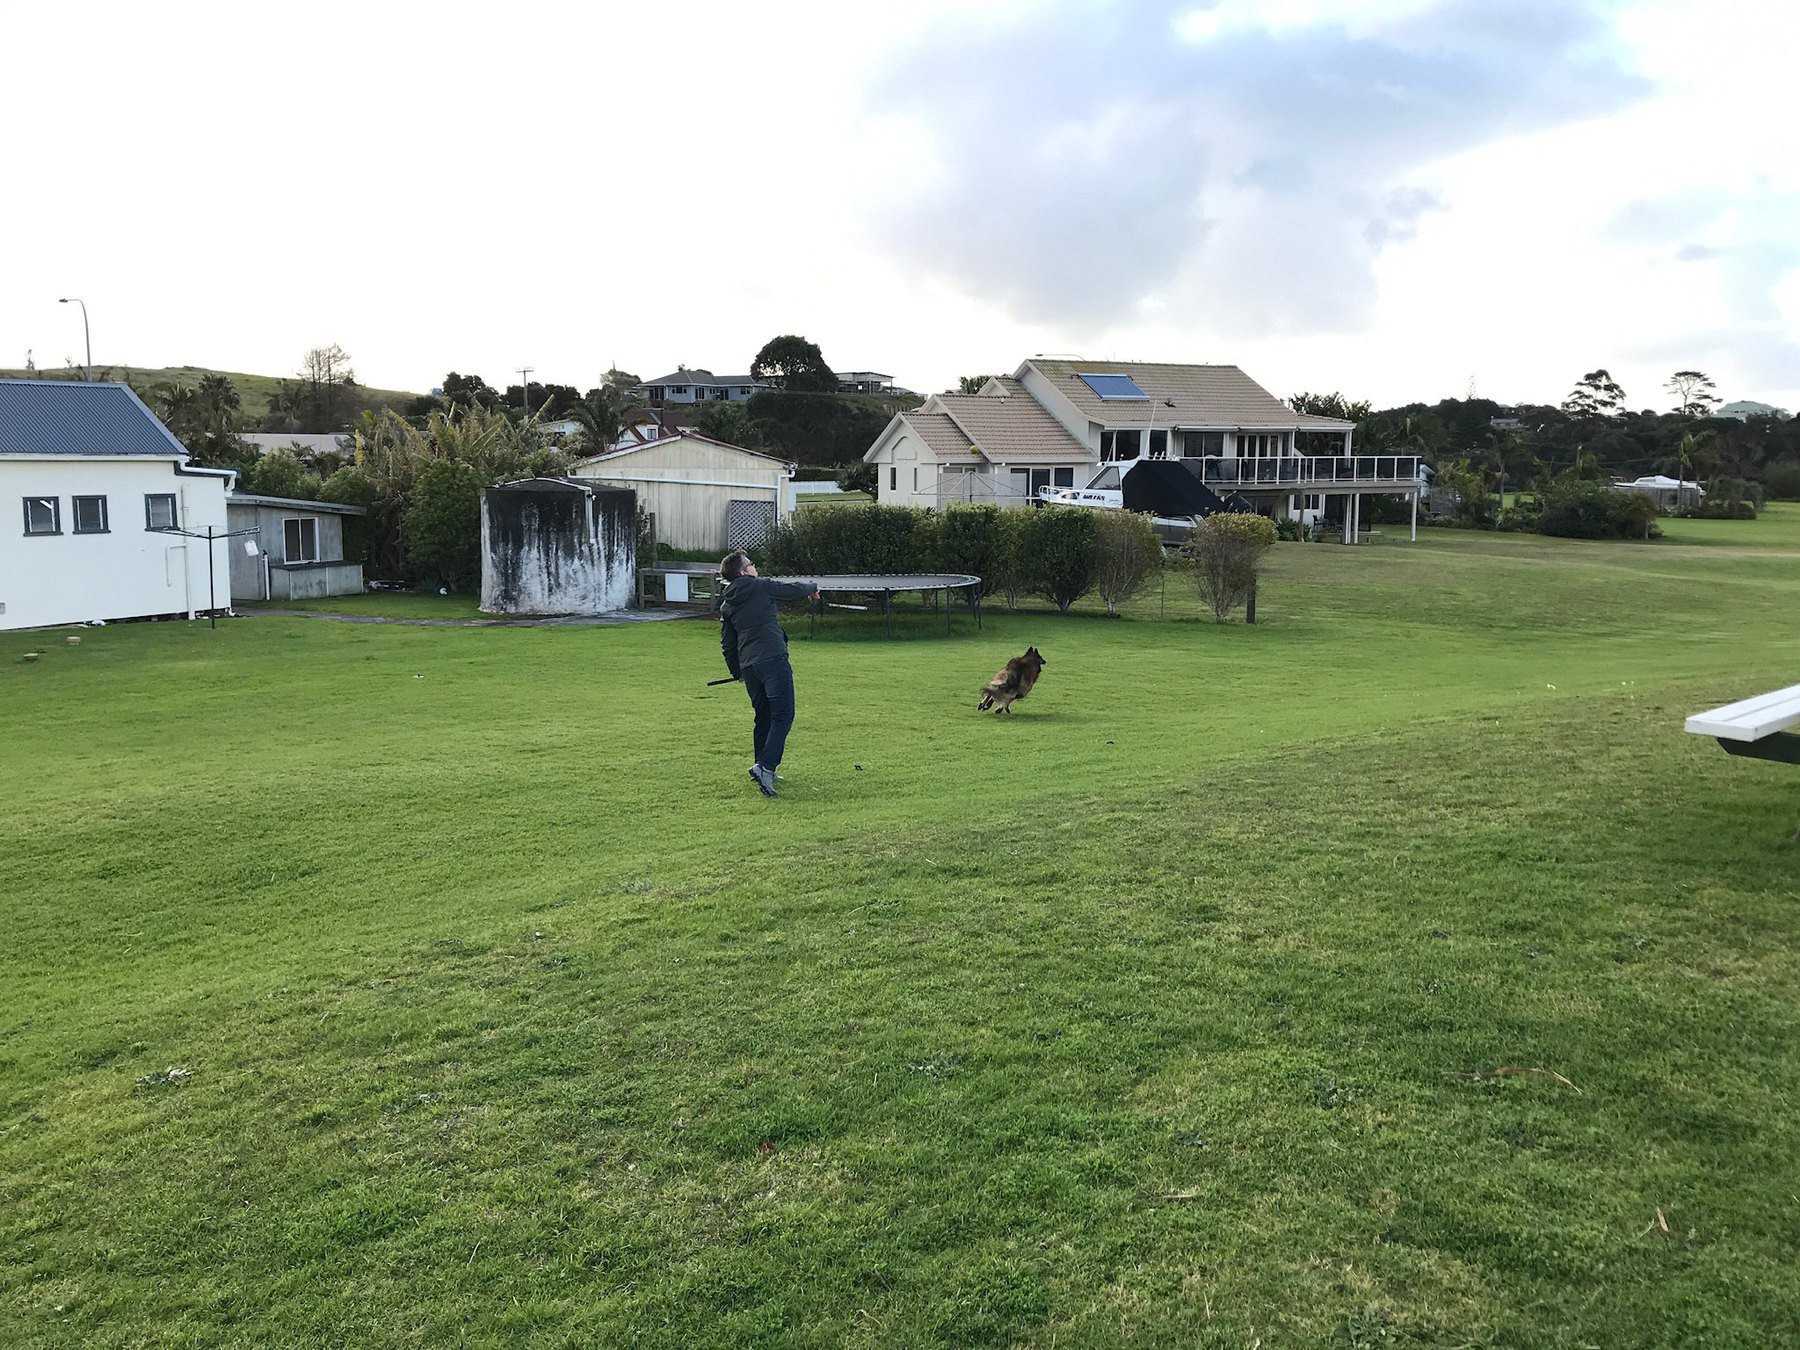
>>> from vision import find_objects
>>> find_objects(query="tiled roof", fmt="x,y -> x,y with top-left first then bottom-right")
937,392 -> 1089,462
899,411 -> 979,460
0,378 -> 190,457
1024,359 -> 1353,430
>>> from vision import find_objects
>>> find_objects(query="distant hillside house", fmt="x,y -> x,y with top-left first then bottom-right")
863,358 -> 1420,540
226,492 -> 367,600
0,378 -> 235,630
1716,400 -> 1790,421
838,371 -> 909,395
634,369 -> 767,404
1612,475 -> 1705,511
569,431 -> 796,552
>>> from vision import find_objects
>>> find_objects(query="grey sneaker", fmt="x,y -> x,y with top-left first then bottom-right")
750,764 -> 778,797
748,765 -> 785,782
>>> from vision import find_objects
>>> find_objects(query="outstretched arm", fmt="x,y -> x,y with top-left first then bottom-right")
767,578 -> 821,601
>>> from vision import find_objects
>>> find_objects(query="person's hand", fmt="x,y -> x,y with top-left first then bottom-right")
810,587 -> 821,599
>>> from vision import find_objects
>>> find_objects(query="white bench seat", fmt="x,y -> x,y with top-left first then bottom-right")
1686,684 -> 1800,742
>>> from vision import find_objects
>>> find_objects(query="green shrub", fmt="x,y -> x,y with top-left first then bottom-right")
1017,506 -> 1099,613
935,505 -> 1007,595
1536,482 -> 1660,539
836,462 -> 878,496
239,448 -> 322,501
319,467 -> 377,564
1181,512 -> 1276,622
989,510 -> 1029,610
1093,510 -> 1163,616
765,503 -> 933,575
405,459 -> 483,590
1764,460 -> 1800,501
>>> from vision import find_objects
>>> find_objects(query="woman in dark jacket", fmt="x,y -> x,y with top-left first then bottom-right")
718,551 -> 819,797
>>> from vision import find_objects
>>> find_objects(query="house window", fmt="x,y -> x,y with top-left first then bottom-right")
912,467 -> 919,492
283,517 -> 319,564
145,494 -> 178,530
673,386 -> 688,396
1237,432 -> 1289,458
1100,429 -> 1142,462
1053,468 -> 1074,487
889,466 -> 897,492
23,496 -> 60,536
1148,430 -> 1168,459
72,495 -> 109,534
1181,430 -> 1223,457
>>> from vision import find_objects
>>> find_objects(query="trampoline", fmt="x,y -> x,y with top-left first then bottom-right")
637,564 -> 981,637
789,573 -> 983,638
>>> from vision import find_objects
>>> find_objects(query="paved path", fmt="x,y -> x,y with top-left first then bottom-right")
244,607 -> 701,629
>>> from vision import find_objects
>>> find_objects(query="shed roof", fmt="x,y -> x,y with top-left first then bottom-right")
0,378 -> 192,458
229,492 -> 368,515
573,430 -> 795,470
488,475 -> 635,494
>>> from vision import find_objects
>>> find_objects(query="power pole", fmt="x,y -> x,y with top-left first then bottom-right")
517,366 -> 533,417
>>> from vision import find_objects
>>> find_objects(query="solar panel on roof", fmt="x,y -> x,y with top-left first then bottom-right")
1077,372 -> 1148,400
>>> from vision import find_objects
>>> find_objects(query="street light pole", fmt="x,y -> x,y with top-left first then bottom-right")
58,298 -> 91,381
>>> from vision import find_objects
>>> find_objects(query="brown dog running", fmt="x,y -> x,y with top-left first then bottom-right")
977,646 -> 1046,714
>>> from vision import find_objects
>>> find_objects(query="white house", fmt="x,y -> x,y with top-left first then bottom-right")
568,431 -> 796,552
863,357 -> 1420,539
1,378 -> 236,631
633,369 -> 767,404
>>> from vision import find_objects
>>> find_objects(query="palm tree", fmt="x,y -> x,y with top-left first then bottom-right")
566,387 -> 637,458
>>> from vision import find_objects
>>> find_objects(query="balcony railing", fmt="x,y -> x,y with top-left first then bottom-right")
1193,455 -> 1420,488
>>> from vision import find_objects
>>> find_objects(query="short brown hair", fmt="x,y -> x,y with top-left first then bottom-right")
720,550 -> 751,580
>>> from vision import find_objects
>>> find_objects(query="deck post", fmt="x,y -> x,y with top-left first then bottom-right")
1342,494 -> 1352,544
1410,487 -> 1418,542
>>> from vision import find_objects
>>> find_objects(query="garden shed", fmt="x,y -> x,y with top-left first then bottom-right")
226,492 -> 366,600
480,477 -> 637,615
568,431 -> 795,552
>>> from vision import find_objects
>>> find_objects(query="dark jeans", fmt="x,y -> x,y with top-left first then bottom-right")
742,657 -> 796,771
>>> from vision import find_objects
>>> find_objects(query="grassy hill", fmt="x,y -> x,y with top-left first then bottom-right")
4,511 -> 1799,1343
0,365 -> 425,425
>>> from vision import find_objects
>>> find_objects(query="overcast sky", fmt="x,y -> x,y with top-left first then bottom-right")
3,0 -> 1796,414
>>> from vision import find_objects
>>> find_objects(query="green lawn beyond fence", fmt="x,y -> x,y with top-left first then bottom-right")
4,509 -> 1799,1345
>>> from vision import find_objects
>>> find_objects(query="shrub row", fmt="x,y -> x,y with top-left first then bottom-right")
764,503 -> 1164,614
1502,482 -> 1660,539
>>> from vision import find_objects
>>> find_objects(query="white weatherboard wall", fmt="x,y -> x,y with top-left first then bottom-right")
571,435 -> 790,552
1,458 -> 232,630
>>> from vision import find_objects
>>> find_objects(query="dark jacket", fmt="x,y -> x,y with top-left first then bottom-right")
720,574 -> 815,676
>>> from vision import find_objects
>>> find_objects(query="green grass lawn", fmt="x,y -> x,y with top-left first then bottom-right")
5,510 -> 1799,1346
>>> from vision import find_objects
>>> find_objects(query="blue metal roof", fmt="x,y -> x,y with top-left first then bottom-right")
0,378 -> 191,458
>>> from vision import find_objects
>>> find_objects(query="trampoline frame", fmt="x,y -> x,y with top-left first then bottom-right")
791,573 -> 983,638
636,565 -> 982,637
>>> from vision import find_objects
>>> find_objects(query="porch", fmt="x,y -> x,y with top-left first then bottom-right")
1191,455 -> 1421,490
